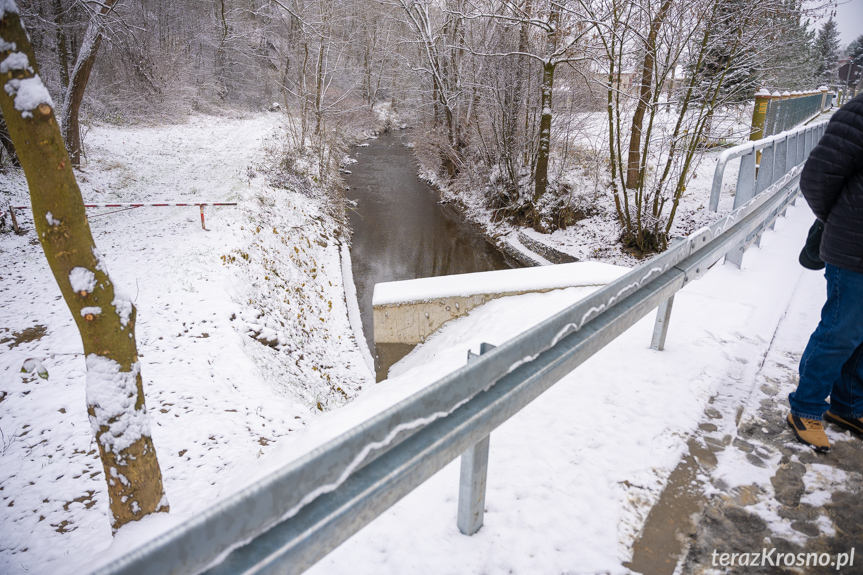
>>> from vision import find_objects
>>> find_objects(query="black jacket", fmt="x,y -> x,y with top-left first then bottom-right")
800,92 -> 863,273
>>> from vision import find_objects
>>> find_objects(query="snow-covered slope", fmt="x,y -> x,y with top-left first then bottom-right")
0,114 -> 372,574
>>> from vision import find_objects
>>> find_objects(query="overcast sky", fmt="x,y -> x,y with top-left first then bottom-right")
831,0 -> 862,47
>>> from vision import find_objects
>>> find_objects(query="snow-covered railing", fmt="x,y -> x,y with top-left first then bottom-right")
1,201 -> 237,232
709,120 -> 827,215
91,162 -> 808,575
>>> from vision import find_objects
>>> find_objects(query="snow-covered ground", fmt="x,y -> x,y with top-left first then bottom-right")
0,114 -> 373,574
290,198 -> 821,575
0,111 -> 826,575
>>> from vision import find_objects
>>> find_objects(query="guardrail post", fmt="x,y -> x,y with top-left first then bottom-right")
754,141 -> 776,244
734,152 -> 757,209
786,131 -> 797,170
650,295 -> 675,351
775,135 -> 788,180
458,342 -> 495,536
725,238 -> 745,268
796,129 -> 805,165
755,141 -> 776,194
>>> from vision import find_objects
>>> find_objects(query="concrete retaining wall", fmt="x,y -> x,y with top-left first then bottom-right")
372,261 -> 628,379
516,231 -> 579,264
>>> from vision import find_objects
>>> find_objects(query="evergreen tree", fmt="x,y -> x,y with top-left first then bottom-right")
763,0 -> 817,90
846,34 -> 863,94
814,17 -> 841,85
848,34 -> 863,66
690,0 -> 764,103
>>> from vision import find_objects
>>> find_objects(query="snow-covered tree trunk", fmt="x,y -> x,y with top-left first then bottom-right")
533,60 -> 555,204
52,0 -> 70,90
60,0 -> 117,166
0,4 -> 168,532
533,2 -> 560,206
624,0 -> 673,191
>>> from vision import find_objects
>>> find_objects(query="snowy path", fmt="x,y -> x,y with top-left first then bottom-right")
672,243 -> 863,574
0,115 -> 372,574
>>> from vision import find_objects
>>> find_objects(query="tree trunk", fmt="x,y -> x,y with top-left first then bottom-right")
533,60 -> 555,204
625,0 -> 673,191
314,36 -> 324,136
300,40 -> 310,147
503,3 -> 530,191
533,2 -> 560,206
53,0 -> 70,90
60,0 -> 117,166
0,7 -> 169,533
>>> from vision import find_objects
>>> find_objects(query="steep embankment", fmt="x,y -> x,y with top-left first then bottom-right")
0,113 -> 372,574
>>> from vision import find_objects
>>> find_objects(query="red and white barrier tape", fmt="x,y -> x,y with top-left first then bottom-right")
7,202 -> 237,208
2,202 -> 238,231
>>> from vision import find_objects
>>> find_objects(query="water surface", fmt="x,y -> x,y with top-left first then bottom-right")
344,131 -> 510,359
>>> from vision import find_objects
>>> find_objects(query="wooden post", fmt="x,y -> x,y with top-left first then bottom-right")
9,208 -> 21,234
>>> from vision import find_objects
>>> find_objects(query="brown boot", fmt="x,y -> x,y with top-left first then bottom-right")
787,414 -> 830,453
824,411 -> 863,436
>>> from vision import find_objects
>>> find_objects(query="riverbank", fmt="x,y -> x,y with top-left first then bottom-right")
411,122 -> 747,269
0,112 -> 374,573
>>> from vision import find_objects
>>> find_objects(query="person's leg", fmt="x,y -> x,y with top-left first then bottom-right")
829,339 -> 863,419
824,339 -> 863,435
789,265 -> 863,420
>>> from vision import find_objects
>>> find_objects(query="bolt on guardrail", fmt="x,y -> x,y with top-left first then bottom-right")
88,122 -> 825,575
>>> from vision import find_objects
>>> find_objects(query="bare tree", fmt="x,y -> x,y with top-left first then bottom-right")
0,3 -> 168,532
392,0 -> 468,176
60,0 -> 118,165
394,0 -> 591,226
13,0 -> 830,257
576,0 -> 795,253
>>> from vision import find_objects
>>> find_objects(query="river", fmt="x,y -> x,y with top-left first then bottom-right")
344,131 -> 510,375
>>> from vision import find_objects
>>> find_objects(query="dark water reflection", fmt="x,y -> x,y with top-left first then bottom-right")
344,131 -> 510,355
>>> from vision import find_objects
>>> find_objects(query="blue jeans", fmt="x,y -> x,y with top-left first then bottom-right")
789,264 -> 863,420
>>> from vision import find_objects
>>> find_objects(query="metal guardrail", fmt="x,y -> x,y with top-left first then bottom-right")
90,122 -> 823,575
709,120 -> 827,214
